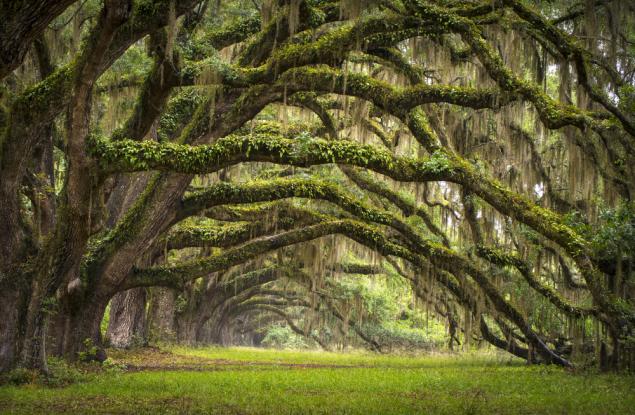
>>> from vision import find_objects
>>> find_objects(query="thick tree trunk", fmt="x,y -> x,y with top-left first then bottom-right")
61,296 -> 109,360
208,308 -> 233,346
106,288 -> 147,348
48,308 -> 70,357
176,312 -> 199,344
19,0 -> 133,371
20,280 -> 52,371
194,317 -> 210,343
196,320 -> 214,344
0,288 -> 25,372
147,288 -> 177,343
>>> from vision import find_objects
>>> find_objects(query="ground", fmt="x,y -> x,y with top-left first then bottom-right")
1,347 -> 633,414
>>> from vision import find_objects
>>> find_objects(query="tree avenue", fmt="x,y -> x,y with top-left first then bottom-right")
0,0 -> 634,374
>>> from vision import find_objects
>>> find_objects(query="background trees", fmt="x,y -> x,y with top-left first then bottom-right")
0,0 -> 633,373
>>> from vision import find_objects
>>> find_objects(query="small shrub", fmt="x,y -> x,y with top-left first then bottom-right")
78,338 -> 107,363
102,357 -> 127,373
77,338 -> 98,362
44,357 -> 87,387
1,367 -> 39,386
0,358 -> 87,387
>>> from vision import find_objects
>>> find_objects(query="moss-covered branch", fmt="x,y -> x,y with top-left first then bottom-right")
92,127 -> 596,274
191,14 -> 261,60
502,0 -> 635,138
236,1 -> 339,67
179,177 -> 393,223
126,220 -> 343,289
475,245 -> 598,319
342,167 -> 450,246
164,209 -> 319,251
282,66 -> 509,114
89,132 -> 452,181
129,208 -> 571,365
111,31 -> 181,142
403,0 -> 614,135
91,129 -> 589,268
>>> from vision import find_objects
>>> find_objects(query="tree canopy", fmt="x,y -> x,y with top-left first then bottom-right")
0,0 -> 634,373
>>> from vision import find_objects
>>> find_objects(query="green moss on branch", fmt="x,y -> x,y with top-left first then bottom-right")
88,132 -> 454,181
476,245 -> 599,319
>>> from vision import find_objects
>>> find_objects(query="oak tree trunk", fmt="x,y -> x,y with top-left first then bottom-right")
106,288 -> 148,349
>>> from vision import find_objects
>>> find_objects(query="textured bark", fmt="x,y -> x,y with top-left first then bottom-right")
106,288 -> 147,348
0,288 -> 26,372
61,297 -> 110,359
176,323 -> 196,344
0,0 -> 76,80
147,288 -> 177,343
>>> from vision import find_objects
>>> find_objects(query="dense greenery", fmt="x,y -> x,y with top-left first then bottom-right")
1,0 -> 634,399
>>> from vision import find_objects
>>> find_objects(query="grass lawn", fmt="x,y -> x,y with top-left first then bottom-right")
1,347 -> 633,414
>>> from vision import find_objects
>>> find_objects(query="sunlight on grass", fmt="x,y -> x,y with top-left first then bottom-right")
169,345 -> 523,368
1,347 -> 634,414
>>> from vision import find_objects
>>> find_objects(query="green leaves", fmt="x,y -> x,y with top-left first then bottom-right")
422,150 -> 452,174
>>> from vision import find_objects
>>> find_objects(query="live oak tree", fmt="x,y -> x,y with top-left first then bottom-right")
0,0 -> 634,373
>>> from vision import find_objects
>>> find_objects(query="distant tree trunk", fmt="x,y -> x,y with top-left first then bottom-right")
106,288 -> 147,349
49,306 -> 69,357
196,320 -> 213,344
147,288 -> 177,343
176,313 -> 198,344
204,304 -> 229,345
194,317 -> 210,343
448,312 -> 460,351
21,278 -> 53,371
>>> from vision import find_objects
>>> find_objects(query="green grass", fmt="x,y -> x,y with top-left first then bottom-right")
170,345 -> 502,367
1,347 -> 633,414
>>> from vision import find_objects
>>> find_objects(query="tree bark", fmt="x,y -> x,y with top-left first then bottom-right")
0,288 -> 26,372
61,294 -> 110,360
0,0 -> 76,80
147,288 -> 177,343
106,288 -> 148,348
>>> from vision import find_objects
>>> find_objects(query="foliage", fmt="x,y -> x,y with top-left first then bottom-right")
2,0 -> 635,376
361,322 -> 442,351
261,325 -> 310,349
591,203 -> 635,260
40,358 -> 88,388
100,302 -> 110,338
0,358 -> 87,388
0,368 -> 38,387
